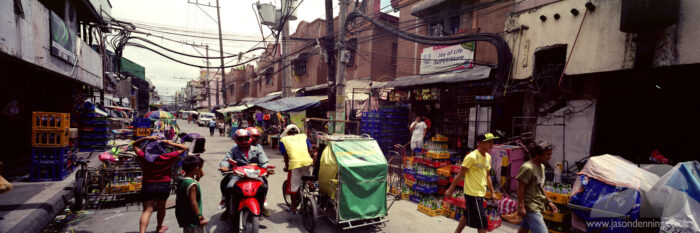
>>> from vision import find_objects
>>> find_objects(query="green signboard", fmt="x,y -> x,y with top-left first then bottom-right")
49,11 -> 76,63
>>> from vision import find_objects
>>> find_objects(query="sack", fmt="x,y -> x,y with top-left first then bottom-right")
0,175 -> 12,194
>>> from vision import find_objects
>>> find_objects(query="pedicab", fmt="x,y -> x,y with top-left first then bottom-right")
300,133 -> 390,231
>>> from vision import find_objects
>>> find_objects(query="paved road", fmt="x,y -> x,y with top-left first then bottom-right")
48,120 -> 518,233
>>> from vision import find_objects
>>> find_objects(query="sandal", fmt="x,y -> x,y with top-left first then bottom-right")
158,225 -> 169,233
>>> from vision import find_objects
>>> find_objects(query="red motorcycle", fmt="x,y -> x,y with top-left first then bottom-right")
222,164 -> 275,233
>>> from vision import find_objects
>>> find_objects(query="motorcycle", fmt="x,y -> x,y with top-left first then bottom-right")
221,163 -> 275,233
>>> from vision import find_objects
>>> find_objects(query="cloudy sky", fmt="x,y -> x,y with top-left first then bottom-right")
110,0 -> 393,100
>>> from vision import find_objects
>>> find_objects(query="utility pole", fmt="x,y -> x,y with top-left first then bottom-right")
215,0 -> 227,106
325,0 -> 336,131
206,45 -> 212,111
334,0 -> 349,134
281,0 -> 292,98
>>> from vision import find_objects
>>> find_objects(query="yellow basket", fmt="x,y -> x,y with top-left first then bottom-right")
31,129 -> 70,148
401,193 -> 411,200
431,136 -> 448,142
485,191 -> 503,200
135,128 -> 152,137
443,209 -> 456,218
32,112 -> 70,131
545,191 -> 571,205
418,204 -> 443,217
437,166 -> 452,177
543,209 -> 570,223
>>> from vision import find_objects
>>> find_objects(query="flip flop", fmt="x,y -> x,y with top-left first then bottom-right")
158,225 -> 169,233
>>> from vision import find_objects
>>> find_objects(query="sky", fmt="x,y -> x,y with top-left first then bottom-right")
109,0 -> 381,99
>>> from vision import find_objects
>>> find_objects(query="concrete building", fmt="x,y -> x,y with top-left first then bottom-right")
197,69 -> 224,110
0,0 -> 111,177
502,0 -> 699,164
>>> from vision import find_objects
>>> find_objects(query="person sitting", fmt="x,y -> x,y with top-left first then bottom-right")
246,127 -> 273,217
219,129 -> 269,220
279,124 -> 314,214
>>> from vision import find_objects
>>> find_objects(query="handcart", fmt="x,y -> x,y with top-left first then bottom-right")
302,133 -> 390,232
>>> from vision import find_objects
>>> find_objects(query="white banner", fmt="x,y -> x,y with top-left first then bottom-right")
420,43 -> 474,75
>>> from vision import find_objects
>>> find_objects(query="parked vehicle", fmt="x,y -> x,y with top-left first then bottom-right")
198,113 -> 215,126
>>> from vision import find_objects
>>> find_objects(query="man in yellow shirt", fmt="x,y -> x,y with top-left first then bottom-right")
446,133 -> 498,233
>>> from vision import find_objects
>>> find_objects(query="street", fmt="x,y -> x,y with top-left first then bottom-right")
45,120 -> 518,233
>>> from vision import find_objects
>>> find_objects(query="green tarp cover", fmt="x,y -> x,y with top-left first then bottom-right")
330,139 -> 387,221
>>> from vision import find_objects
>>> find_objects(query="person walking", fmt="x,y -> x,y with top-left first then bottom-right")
279,124 -> 314,214
446,133 -> 498,233
133,136 -> 189,233
217,120 -> 225,137
208,119 -> 216,136
517,142 -> 558,233
176,156 -> 208,233
409,115 -> 428,156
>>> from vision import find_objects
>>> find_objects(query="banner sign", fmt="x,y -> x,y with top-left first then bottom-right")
419,42 -> 474,75
49,11 -> 76,63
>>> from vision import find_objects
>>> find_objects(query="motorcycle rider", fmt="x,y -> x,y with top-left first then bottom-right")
219,129 -> 269,220
246,127 -> 273,217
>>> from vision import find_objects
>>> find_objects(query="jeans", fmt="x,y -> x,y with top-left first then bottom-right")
209,127 -> 215,136
520,211 -> 548,233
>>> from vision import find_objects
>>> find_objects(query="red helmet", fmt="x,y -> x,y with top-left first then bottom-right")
233,129 -> 252,148
246,127 -> 261,140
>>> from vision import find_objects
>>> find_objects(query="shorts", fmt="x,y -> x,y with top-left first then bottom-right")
141,182 -> 171,201
183,225 -> 205,233
463,194 -> 488,230
410,140 -> 423,151
286,166 -> 311,194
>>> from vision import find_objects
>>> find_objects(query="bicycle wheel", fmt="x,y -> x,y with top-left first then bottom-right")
386,152 -> 404,196
72,173 -> 86,211
302,193 -> 318,232
282,180 -> 292,207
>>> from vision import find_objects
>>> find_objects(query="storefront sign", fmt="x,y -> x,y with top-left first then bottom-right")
49,11 -> 76,63
420,43 -> 474,75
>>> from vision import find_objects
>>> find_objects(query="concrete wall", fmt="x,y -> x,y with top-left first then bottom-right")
505,0 -> 700,80
290,19 -> 328,89
535,99 -> 596,168
0,0 -> 104,88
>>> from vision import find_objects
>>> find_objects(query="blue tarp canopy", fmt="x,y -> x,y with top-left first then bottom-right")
255,96 -> 323,112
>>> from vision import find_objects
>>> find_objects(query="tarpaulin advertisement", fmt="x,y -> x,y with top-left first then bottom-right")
419,42 -> 474,75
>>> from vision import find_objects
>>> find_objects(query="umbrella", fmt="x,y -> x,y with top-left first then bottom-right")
145,110 -> 174,120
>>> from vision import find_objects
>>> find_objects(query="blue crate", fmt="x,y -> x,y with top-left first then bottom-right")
134,118 -> 151,128
31,147 -> 70,165
455,212 -> 462,221
404,168 -> 416,176
29,163 -> 72,182
409,195 -> 422,203
93,133 -> 109,139
80,133 -> 94,139
412,184 -> 438,194
93,127 -> 109,132
415,173 -> 439,182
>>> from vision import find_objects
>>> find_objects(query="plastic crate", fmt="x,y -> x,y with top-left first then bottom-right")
542,209 -> 570,223
31,147 -> 70,164
487,218 -> 502,232
29,163 -> 72,182
438,166 -> 452,177
427,152 -> 451,159
134,128 -> 152,137
133,118 -> 151,128
31,129 -> 70,148
444,209 -> 456,219
418,204 -> 443,217
32,112 -> 70,131
403,168 -> 416,176
412,184 -> 438,194
401,193 -> 411,200
409,195 -> 421,203
455,212 -> 462,221
445,196 -> 467,209
545,191 -> 571,205
93,126 -> 109,132
431,136 -> 449,142
405,179 -> 415,187
415,173 -> 439,182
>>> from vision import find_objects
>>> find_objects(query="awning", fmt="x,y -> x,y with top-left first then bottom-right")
410,0 -> 447,16
383,66 -> 491,88
251,93 -> 281,104
216,104 -> 255,113
255,96 -> 323,112
298,80 -> 388,101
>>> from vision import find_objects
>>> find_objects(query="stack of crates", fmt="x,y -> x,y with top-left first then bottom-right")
133,118 -> 152,139
79,108 -> 111,152
378,107 -> 409,151
30,112 -> 73,181
360,111 -> 383,139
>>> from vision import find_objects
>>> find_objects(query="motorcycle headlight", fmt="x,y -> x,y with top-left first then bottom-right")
244,168 -> 260,179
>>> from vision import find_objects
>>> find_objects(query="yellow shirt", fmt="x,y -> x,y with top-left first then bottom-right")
280,134 -> 313,170
461,150 -> 491,197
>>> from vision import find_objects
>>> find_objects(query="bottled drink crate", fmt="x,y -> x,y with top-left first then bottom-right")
31,147 -> 71,164
32,112 -> 70,131
30,163 -> 72,181
31,129 -> 70,147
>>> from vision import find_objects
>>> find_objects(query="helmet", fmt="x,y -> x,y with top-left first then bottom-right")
246,127 -> 261,141
233,129 -> 252,148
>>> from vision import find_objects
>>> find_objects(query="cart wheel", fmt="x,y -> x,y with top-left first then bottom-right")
282,180 -> 292,207
302,195 -> 318,233
72,175 -> 86,211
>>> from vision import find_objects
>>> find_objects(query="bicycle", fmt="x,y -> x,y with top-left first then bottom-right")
71,149 -> 103,211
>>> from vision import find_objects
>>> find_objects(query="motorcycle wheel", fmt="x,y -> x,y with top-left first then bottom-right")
240,209 -> 259,233
302,195 -> 318,233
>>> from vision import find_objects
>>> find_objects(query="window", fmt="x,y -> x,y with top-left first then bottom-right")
428,16 -> 460,36
347,38 -> 357,66
391,43 -> 397,68
265,73 -> 272,85
243,82 -> 250,94
293,58 -> 307,76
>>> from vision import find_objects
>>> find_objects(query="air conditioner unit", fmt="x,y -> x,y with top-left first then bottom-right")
258,3 -> 277,26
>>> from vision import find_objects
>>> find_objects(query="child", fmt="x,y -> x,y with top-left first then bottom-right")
218,121 -> 225,137
176,156 -> 208,233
